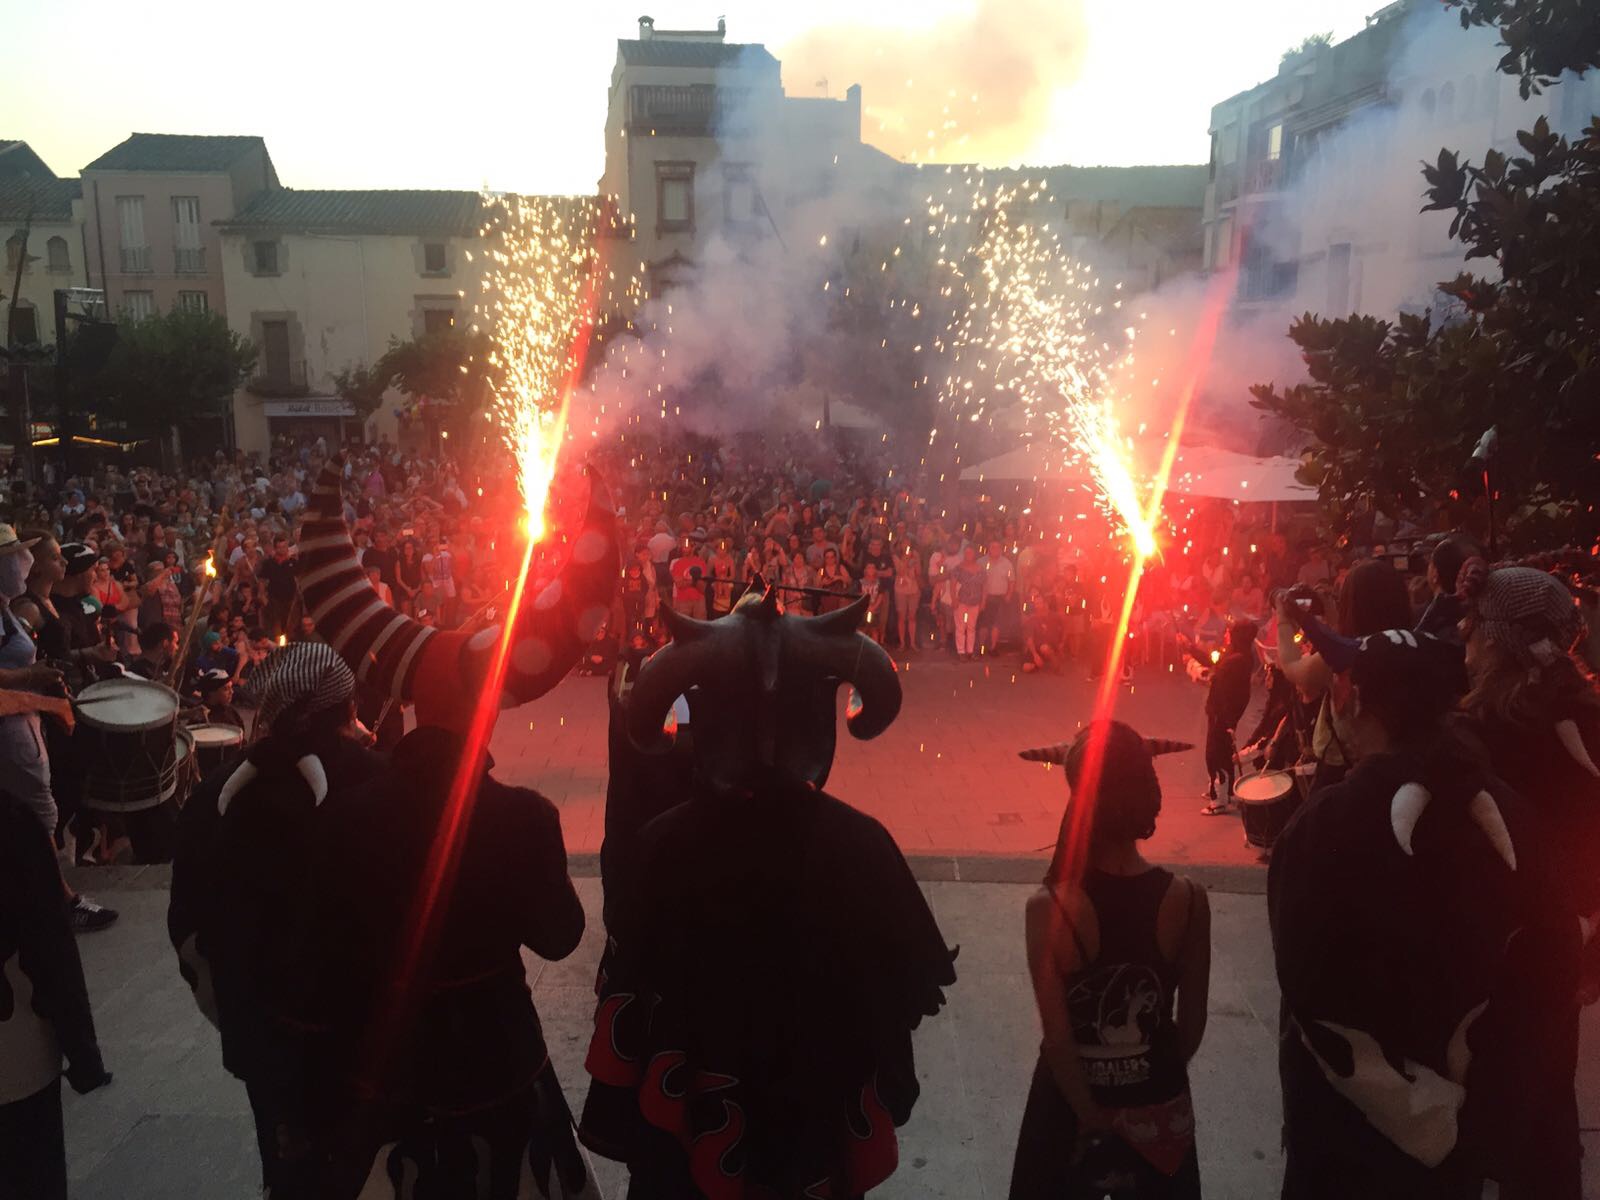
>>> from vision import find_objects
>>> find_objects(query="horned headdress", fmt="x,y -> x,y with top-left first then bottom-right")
296,456 -> 618,730
626,584 -> 901,794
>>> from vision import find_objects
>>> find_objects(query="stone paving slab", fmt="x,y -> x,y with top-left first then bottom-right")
64,881 -> 1600,1198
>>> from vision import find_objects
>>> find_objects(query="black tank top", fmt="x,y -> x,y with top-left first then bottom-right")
1061,866 -> 1188,1107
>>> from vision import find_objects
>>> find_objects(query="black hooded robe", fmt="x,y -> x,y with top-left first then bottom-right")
581,783 -> 957,1199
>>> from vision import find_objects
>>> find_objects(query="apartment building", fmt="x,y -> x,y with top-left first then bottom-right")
1202,0 -> 1600,319
80,133 -> 278,320
599,15 -> 890,301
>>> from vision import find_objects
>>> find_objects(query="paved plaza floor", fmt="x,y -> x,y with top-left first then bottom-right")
490,650 -> 1267,867
52,653 -> 1600,1196
62,872 -> 1600,1199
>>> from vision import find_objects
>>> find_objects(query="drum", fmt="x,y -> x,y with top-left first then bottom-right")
187,722 -> 244,781
76,677 -> 184,814
1233,769 -> 1300,851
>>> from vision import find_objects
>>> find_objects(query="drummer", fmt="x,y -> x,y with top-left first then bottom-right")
191,668 -> 245,731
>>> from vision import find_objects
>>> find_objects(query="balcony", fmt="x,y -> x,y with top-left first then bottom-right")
120,246 -> 151,273
174,246 -> 206,274
627,84 -> 754,135
246,360 -> 310,398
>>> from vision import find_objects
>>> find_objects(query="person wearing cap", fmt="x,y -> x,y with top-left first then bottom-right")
1456,560 -> 1600,1198
168,641 -> 385,1197
1010,723 -> 1210,1199
1269,627 -> 1573,1198
193,668 -> 244,730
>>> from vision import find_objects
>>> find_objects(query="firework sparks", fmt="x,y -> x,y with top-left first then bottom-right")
477,195 -> 604,539
928,179 -> 1156,554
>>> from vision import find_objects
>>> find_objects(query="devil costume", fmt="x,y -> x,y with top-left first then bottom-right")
167,641 -> 386,1197
1268,629 -> 1578,1199
1453,562 -> 1600,1199
279,455 -> 618,1198
581,588 -> 957,1199
302,726 -> 590,1199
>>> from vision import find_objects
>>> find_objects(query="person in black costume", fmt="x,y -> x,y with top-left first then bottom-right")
302,724 -> 592,1199
1199,621 -> 1255,814
1270,627 -> 1579,1199
0,788 -> 113,1200
168,641 -> 385,1197
265,456 -> 619,1198
581,585 -> 957,1199
1455,560 -> 1599,1199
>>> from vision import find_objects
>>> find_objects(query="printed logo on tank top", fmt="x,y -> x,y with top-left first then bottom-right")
1070,963 -> 1162,1087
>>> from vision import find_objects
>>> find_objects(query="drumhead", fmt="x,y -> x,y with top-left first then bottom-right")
77,678 -> 180,732
1234,771 -> 1294,804
188,723 -> 244,747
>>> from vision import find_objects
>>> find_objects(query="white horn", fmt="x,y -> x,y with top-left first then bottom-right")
1468,790 -> 1516,871
1555,719 -> 1600,778
216,760 -> 259,816
1391,782 -> 1431,856
296,754 -> 329,806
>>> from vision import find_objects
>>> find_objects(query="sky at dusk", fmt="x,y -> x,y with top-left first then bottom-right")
7,0 -> 1391,194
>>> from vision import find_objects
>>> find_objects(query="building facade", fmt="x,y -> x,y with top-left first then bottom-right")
1,142 -> 88,347
216,189 -> 496,449
80,133 -> 278,320
1203,0 -> 1600,319
599,15 -> 886,302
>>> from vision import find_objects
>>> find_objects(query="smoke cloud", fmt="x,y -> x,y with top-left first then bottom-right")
779,0 -> 1089,165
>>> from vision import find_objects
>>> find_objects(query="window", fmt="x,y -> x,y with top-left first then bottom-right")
260,319 -> 291,383
253,241 -> 280,275
178,290 -> 209,313
3,235 -> 24,273
123,291 -> 156,322
173,196 -> 204,272
422,308 -> 456,335
1267,123 -> 1283,161
422,242 -> 447,274
46,236 -> 69,273
723,164 -> 761,225
116,196 -> 148,272
656,162 -> 694,233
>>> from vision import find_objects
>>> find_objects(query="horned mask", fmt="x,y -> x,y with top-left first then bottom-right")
626,585 -> 902,794
296,456 -> 619,730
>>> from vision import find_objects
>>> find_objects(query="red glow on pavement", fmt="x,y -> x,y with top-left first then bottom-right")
1053,266 -> 1235,886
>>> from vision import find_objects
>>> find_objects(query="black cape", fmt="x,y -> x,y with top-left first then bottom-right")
581,782 -> 956,1198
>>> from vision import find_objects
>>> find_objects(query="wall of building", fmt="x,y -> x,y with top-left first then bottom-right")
3,210 -> 89,343
80,170 -> 238,316
219,227 -> 484,453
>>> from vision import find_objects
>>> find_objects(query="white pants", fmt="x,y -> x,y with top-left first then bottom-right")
954,603 -> 981,655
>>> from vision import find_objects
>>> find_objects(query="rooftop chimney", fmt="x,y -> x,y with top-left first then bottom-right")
638,15 -> 654,39
717,17 -> 726,37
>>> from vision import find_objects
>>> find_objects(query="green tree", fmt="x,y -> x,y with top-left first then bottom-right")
1251,3 -> 1600,548
94,307 -> 255,467
1443,0 -> 1600,96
